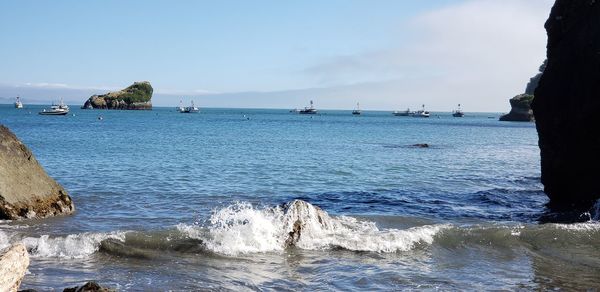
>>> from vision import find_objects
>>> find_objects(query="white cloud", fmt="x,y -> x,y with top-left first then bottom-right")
154,88 -> 221,96
302,0 -> 554,111
14,82 -> 118,92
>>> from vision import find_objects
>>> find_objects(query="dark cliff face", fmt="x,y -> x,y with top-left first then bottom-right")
525,60 -> 547,95
532,0 -> 600,209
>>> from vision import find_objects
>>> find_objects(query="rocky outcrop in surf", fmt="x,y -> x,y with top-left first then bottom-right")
63,281 -> 115,292
531,0 -> 600,209
0,243 -> 29,292
82,81 -> 153,110
282,200 -> 334,247
0,125 -> 75,220
196,199 -> 443,255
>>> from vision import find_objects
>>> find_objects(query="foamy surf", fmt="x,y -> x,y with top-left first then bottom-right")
178,200 -> 449,256
0,230 -> 127,259
2,200 -> 599,260
23,232 -> 127,259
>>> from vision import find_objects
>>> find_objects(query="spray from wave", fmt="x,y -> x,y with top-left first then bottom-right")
3,200 -> 599,259
179,199 -> 448,256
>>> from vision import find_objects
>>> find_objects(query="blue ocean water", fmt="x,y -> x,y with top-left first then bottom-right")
1,104 -> 599,290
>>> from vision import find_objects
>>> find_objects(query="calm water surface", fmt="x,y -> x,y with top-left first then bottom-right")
1,105 -> 598,291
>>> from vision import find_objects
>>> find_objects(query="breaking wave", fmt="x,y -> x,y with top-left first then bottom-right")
178,200 -> 447,256
1,200 -> 600,259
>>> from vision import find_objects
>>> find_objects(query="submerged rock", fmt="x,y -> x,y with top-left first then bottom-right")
0,243 -> 29,292
0,125 -> 75,219
282,200 -> 333,247
532,0 -> 600,209
63,281 -> 115,292
499,94 -> 534,122
82,81 -> 153,110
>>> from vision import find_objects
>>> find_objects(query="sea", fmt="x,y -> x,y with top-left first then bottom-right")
1,104 -> 599,291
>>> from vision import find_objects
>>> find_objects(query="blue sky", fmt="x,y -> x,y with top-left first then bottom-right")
0,0 -> 553,111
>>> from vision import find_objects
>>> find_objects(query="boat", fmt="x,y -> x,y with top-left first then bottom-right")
352,102 -> 361,115
177,100 -> 185,112
298,100 -> 317,114
412,104 -> 430,118
180,100 -> 199,113
452,103 -> 464,117
14,96 -> 23,109
39,99 -> 69,115
393,108 -> 412,116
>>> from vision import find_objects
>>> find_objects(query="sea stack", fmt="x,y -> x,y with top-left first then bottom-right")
531,0 -> 600,209
82,81 -> 153,110
499,61 -> 545,122
0,125 -> 75,219
499,94 -> 535,122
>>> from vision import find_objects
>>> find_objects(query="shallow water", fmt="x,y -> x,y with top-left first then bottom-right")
1,105 -> 598,290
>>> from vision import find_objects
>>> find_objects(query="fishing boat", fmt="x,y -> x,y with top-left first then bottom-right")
180,100 -> 199,113
177,100 -> 185,112
352,102 -> 361,115
14,96 -> 23,109
412,104 -> 430,118
39,99 -> 69,115
452,104 -> 464,117
393,108 -> 412,116
299,100 -> 317,114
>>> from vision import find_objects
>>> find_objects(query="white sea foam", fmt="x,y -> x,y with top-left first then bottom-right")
0,230 -> 10,250
552,222 -> 600,231
179,200 -> 448,256
21,231 -> 127,259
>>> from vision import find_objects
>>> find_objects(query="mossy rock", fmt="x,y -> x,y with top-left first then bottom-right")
83,81 -> 153,110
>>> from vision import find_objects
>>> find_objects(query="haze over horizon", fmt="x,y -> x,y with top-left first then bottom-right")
0,0 -> 553,112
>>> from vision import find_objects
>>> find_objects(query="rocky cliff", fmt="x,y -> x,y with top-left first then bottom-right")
525,60 -> 547,95
0,125 -> 75,219
82,81 -> 153,110
531,0 -> 600,209
499,94 -> 535,122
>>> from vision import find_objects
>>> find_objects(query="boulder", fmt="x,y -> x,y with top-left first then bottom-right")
499,94 -> 534,122
0,125 -> 75,219
0,243 -> 30,292
282,200 -> 332,247
63,281 -> 115,292
82,81 -> 153,110
531,0 -> 600,208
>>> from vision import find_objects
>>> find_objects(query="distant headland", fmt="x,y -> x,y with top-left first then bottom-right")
82,81 -> 153,110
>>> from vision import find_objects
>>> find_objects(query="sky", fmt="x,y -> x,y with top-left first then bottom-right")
0,0 -> 554,112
